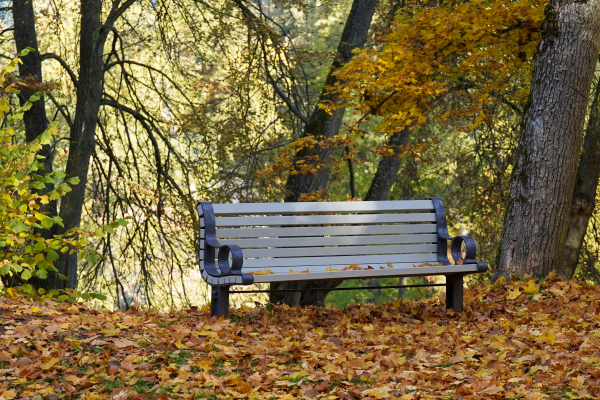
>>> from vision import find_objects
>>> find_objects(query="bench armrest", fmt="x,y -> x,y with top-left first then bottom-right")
430,197 -> 488,272
197,201 -> 254,285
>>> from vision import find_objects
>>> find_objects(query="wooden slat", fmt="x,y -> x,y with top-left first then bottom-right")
249,264 -> 479,283
241,263 -> 441,273
218,234 -> 438,248
215,213 -> 436,227
242,244 -> 436,258
241,253 -> 438,268
212,200 -> 434,215
216,224 -> 437,239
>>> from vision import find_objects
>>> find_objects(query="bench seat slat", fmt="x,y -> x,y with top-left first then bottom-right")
239,253 -> 438,268
216,224 -> 437,239
239,263 -> 440,273
248,264 -> 479,283
215,213 -> 436,227
212,200 -> 434,215
242,243 -> 437,258
218,234 -> 438,248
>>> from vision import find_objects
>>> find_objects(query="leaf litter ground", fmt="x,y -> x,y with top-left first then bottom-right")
1,274 -> 599,399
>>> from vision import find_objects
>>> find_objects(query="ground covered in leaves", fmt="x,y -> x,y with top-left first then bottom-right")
1,275 -> 600,399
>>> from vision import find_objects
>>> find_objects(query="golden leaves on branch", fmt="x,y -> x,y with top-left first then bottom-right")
329,0 -> 544,135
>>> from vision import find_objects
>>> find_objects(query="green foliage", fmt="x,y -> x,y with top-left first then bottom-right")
0,53 -> 126,292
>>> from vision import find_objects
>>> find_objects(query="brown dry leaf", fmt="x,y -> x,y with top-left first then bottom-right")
1,275 -> 600,399
112,338 -> 139,348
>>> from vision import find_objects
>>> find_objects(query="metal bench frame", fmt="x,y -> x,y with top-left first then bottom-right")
196,198 -> 487,317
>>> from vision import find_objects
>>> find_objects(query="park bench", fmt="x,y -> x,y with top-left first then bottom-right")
196,198 -> 487,317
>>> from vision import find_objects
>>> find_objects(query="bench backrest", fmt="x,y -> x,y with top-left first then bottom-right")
207,200 -> 440,274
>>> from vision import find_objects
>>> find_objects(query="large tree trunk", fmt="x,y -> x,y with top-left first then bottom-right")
51,0 -> 106,290
563,77 -> 600,278
284,0 -> 379,201
494,0 -> 600,280
271,0 -> 378,306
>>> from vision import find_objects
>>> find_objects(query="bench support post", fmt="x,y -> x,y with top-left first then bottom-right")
211,285 -> 230,318
445,274 -> 463,311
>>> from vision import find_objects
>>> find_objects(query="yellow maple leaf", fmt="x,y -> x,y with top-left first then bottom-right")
100,328 -> 121,337
506,288 -> 521,300
522,280 -> 539,294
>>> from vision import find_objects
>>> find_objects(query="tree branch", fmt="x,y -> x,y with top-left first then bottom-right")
105,0 -> 137,29
266,71 -> 309,125
41,53 -> 78,88
45,92 -> 73,128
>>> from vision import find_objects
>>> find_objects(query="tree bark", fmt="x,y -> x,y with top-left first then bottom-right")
270,0 -> 378,306
50,0 -> 108,289
364,127 -> 411,201
14,0 -> 49,145
13,0 -> 55,218
3,0 -> 58,289
494,0 -> 600,280
563,77 -> 600,278
284,0 -> 379,202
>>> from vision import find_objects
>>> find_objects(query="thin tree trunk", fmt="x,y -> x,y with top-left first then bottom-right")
293,128 -> 412,303
495,0 -> 600,280
4,0 -> 57,289
270,0 -> 378,306
284,0 -> 379,201
345,146 -> 357,199
398,277 -> 407,299
364,127 -> 411,201
51,0 -> 106,289
13,0 -> 55,220
271,128 -> 412,306
563,77 -> 600,278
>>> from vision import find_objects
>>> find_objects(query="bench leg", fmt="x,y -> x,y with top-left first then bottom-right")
210,285 -> 230,318
446,274 -> 463,311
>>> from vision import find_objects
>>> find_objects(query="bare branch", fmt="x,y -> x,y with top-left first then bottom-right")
105,0 -> 137,29
266,72 -> 309,125
41,53 -> 78,88
45,92 -> 73,128
103,59 -> 195,106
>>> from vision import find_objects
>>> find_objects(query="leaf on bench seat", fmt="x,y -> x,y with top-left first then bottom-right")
413,262 -> 444,267
250,270 -> 277,275
326,264 -> 375,272
289,268 -> 311,273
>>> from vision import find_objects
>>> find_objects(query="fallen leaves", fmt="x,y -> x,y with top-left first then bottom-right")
249,270 -> 276,275
0,275 -> 599,399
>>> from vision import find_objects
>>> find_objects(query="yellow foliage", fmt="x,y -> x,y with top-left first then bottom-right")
331,0 -> 544,135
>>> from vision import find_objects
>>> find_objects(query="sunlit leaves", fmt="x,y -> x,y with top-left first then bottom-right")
331,0 -> 544,134
0,274 -> 599,398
